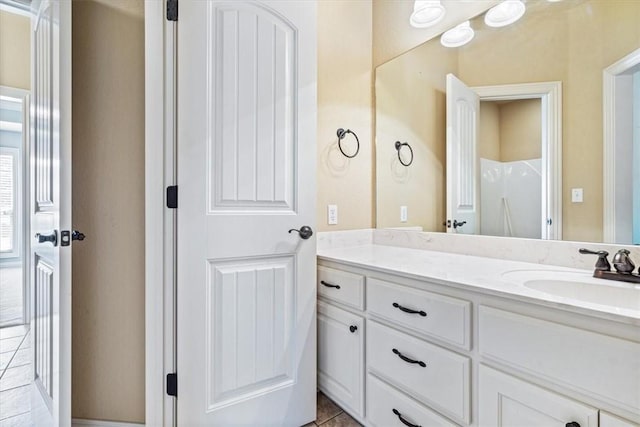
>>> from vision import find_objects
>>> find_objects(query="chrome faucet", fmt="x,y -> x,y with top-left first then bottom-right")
580,248 -> 640,284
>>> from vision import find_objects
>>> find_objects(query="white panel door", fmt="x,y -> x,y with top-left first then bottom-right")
29,0 -> 72,426
446,74 -> 479,234
479,365 -> 598,427
177,1 -> 317,425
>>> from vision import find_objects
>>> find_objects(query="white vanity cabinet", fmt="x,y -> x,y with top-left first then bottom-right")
316,259 -> 640,427
317,267 -> 366,420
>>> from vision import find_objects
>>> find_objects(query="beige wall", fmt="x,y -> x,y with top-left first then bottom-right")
499,99 -> 541,162
0,10 -> 30,90
478,102 -> 500,161
72,0 -> 145,423
375,1 -> 640,242
317,0 -> 374,231
376,41 -> 455,230
372,0 -> 498,67
479,99 -> 542,163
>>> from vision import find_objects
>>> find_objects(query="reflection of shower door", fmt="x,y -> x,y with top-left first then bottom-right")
446,74 -> 479,234
30,1 -> 72,425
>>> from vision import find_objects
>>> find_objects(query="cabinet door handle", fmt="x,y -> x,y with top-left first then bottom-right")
393,302 -> 427,317
321,280 -> 340,289
349,325 -> 357,333
392,348 -> 426,367
392,409 -> 421,427
566,423 -> 580,427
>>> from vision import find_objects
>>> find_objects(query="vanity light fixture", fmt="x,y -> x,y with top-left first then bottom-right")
410,0 -> 446,28
484,0 -> 526,28
440,21 -> 475,48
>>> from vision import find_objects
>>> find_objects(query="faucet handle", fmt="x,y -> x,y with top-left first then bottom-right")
579,248 -> 611,271
612,249 -> 635,274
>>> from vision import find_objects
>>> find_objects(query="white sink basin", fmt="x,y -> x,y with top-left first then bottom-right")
501,270 -> 640,311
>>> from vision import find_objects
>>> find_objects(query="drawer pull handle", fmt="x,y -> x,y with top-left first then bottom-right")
392,409 -> 421,427
393,302 -> 427,317
392,348 -> 426,367
321,280 -> 340,289
349,325 -> 358,333
566,423 -> 580,427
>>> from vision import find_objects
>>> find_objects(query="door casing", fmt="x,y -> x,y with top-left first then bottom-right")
144,1 -> 177,426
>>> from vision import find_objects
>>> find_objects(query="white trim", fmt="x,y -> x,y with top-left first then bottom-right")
603,48 -> 640,243
72,419 -> 144,427
472,81 -> 563,240
145,1 -> 176,426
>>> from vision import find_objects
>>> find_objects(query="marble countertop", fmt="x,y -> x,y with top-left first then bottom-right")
317,244 -> 640,324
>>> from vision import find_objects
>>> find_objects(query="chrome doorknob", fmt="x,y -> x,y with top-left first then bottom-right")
288,225 -> 313,240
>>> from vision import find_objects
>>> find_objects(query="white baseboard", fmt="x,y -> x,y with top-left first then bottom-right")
72,419 -> 144,427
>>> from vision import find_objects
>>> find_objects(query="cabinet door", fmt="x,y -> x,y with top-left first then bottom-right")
318,301 -> 364,419
479,365 -> 598,427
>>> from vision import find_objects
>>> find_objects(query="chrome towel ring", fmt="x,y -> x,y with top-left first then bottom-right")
395,141 -> 414,166
336,128 -> 360,158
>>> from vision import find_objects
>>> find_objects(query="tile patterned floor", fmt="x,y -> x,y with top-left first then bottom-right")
0,330 -> 354,427
304,391 -> 362,427
0,325 -> 32,427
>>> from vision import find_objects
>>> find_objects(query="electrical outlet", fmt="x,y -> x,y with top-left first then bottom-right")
328,204 -> 338,225
400,205 -> 408,222
571,188 -> 583,203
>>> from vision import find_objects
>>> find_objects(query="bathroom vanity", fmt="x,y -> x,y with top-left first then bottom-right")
316,232 -> 640,427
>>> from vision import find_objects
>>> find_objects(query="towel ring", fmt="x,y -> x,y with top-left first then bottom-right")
395,141 -> 414,166
336,128 -> 360,158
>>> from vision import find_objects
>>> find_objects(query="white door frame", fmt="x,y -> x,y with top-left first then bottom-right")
472,81 -> 563,240
603,48 -> 640,244
144,1 -> 176,426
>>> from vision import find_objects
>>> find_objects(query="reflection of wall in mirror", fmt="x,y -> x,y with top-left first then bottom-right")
376,40 -> 455,231
0,10 -> 30,90
375,0 -> 640,242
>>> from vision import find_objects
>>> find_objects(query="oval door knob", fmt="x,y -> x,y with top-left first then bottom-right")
288,225 -> 313,240
35,231 -> 58,246
349,325 -> 357,333
566,423 -> 580,427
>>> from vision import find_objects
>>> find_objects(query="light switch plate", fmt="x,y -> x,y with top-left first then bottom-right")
400,205 -> 408,222
571,188 -> 583,203
327,204 -> 338,225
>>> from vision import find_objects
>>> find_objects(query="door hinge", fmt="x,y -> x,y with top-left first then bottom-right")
167,0 -> 178,21
167,185 -> 178,209
166,373 -> 177,397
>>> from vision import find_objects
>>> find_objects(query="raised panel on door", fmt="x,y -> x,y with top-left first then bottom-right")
177,1 -> 317,425
317,301 -> 364,419
478,365 -> 598,427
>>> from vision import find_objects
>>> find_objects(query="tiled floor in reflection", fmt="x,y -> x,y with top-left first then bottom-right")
0,325 -> 32,427
304,391 -> 362,427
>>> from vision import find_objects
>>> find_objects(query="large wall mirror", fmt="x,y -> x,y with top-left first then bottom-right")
375,0 -> 640,244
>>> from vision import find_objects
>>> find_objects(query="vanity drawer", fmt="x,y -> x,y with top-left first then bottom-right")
479,305 -> 640,415
366,374 -> 458,427
367,320 -> 470,424
367,278 -> 471,349
317,266 -> 364,310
